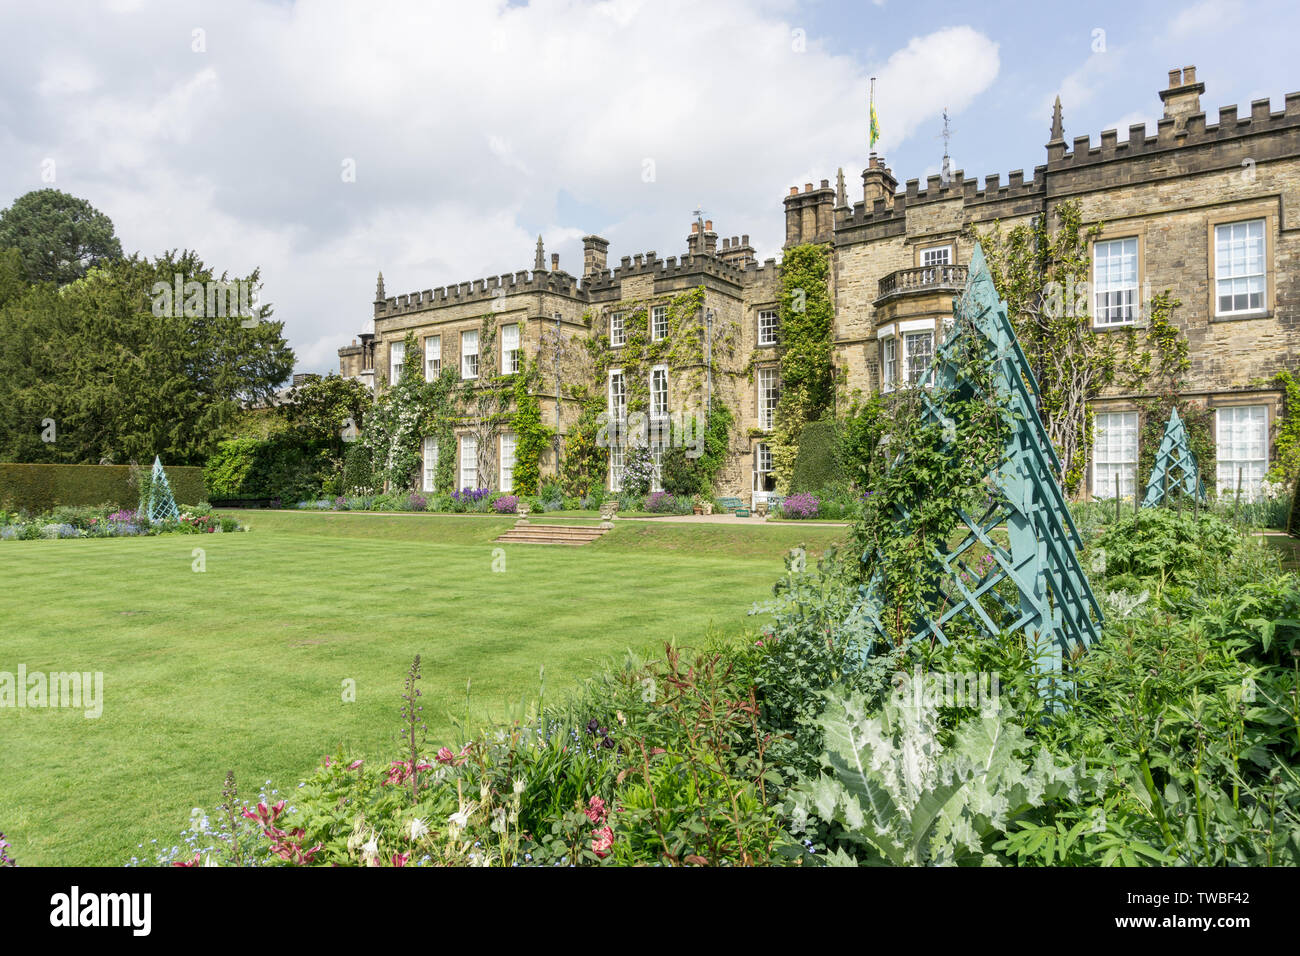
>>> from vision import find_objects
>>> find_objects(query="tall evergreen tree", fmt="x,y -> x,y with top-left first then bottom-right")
0,189 -> 123,285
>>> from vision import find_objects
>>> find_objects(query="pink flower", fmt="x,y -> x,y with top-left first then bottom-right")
584,796 -> 607,824
391,852 -> 409,867
591,825 -> 614,859
347,759 -> 364,770
436,747 -> 455,764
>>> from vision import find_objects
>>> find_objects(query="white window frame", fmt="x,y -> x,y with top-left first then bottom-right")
650,437 -> 665,493
424,335 -> 441,381
920,244 -> 953,268
389,341 -> 404,386
1092,411 -> 1138,499
608,368 -> 626,422
881,334 -> 898,391
650,365 -> 668,421
758,366 -> 779,430
459,434 -> 477,490
1214,219 -> 1267,317
422,437 -> 438,492
461,329 -> 479,380
1216,404 -> 1268,500
651,305 -> 668,341
903,330 -> 934,387
1093,237 -> 1139,327
758,309 -> 778,347
753,442 -> 774,496
501,323 -> 521,374
499,431 -> 516,492
609,443 -> 625,493
610,311 -> 626,347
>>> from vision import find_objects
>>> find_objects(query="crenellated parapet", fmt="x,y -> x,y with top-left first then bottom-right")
374,268 -> 585,318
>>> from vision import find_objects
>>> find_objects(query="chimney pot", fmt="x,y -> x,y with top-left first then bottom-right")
1168,68 -> 1182,87
704,219 -> 712,231
551,253 -> 559,271
789,186 -> 798,196
1183,65 -> 1196,83
804,182 -> 814,192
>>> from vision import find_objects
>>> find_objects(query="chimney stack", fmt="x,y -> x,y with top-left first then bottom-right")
1159,65 -> 1205,132
551,252 -> 559,272
582,235 -> 609,277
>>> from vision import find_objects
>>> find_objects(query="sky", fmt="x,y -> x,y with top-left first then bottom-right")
1,0 -> 1297,374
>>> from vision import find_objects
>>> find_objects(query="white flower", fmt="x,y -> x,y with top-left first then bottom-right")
361,835 -> 380,863
408,817 -> 429,841
512,778 -> 526,795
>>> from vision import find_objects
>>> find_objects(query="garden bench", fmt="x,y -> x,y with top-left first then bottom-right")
717,496 -> 750,517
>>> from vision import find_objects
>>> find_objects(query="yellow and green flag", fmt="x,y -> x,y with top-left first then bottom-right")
869,102 -> 880,148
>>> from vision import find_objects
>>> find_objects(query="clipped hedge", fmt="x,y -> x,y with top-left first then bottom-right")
790,418 -> 844,493
0,463 -> 206,513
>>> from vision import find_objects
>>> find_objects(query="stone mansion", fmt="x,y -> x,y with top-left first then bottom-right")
339,65 -> 1300,506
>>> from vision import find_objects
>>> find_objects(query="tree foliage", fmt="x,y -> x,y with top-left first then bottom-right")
0,250 -> 293,466
0,189 -> 124,285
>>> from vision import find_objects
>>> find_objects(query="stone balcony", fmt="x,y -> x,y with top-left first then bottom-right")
874,264 -> 969,305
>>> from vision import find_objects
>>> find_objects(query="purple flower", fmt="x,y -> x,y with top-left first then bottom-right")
780,492 -> 820,520
493,495 -> 518,514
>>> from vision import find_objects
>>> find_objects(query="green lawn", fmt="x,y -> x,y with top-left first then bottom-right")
0,510 -> 844,866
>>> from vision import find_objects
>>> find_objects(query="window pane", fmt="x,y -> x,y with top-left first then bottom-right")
652,306 -> 668,340
460,436 -> 477,490
1093,238 -> 1138,326
500,433 -> 516,492
1214,220 -> 1266,314
390,342 -> 404,385
422,437 -> 437,492
905,331 -> 934,385
1217,405 -> 1268,499
1093,411 -> 1138,498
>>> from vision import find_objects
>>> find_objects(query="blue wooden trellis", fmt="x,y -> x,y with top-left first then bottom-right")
1140,407 -> 1203,506
144,455 -> 180,524
859,244 -> 1104,701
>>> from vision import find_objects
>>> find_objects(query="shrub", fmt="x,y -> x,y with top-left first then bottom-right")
789,418 -> 843,493
1089,508 -> 1238,591
493,495 -> 518,514
780,492 -> 819,519
620,447 -> 656,497
644,491 -> 681,514
407,492 -> 427,512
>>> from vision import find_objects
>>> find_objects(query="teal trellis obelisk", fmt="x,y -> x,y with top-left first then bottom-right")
1140,407 -> 1202,506
144,455 -> 180,524
859,244 -> 1103,701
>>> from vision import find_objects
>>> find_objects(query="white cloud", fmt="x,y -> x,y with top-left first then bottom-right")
1164,0 -> 1244,42
0,0 -> 1000,373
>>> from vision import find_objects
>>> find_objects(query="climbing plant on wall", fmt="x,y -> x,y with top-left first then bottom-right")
510,358 -> 552,496
1267,369 -> 1300,485
770,243 -> 835,493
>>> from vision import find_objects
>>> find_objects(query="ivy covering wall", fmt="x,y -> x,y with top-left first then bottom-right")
771,243 -> 836,493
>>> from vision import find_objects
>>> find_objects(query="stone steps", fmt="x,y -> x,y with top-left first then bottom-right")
495,523 -> 609,546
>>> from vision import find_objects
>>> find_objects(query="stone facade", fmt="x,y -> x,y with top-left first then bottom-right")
341,65 -> 1300,503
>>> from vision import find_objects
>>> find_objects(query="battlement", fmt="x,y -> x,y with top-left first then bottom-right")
1045,93 -> 1300,172
374,268 -> 583,318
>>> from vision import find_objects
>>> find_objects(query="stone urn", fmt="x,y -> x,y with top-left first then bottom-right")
599,500 -> 618,529
516,501 -> 531,526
